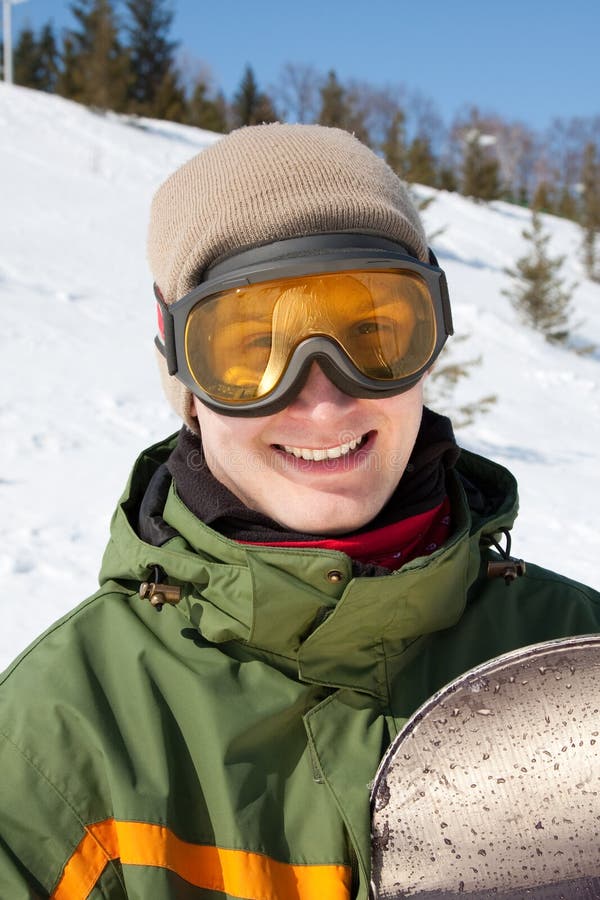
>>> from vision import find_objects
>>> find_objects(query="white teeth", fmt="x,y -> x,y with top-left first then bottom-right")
282,435 -> 365,461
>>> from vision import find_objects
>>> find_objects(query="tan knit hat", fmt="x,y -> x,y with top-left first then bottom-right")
148,123 -> 428,427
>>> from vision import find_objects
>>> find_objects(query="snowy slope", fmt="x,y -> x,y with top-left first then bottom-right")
1,84 -> 599,669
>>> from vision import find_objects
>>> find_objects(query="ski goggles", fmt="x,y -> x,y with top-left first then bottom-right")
155,234 -> 453,417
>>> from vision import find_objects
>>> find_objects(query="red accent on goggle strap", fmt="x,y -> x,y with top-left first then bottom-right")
156,302 -> 165,343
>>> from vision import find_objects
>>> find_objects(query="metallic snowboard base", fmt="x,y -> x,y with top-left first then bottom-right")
370,636 -> 600,899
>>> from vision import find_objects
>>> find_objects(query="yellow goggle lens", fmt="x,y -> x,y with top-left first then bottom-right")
184,269 -> 437,403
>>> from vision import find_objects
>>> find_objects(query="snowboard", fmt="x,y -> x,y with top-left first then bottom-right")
370,635 -> 600,899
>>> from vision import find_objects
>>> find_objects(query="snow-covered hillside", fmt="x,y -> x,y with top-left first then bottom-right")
1,84 -> 599,669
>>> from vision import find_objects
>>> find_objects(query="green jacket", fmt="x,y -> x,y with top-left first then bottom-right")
1,436 -> 599,900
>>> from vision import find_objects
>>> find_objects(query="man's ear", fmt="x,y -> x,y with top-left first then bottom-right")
188,394 -> 202,436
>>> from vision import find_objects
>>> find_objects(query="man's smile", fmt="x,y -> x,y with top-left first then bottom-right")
275,433 -> 368,461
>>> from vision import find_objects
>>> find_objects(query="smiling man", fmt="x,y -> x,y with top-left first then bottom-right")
1,124 -> 600,900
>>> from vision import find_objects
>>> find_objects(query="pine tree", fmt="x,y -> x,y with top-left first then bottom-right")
231,65 -> 277,127
37,24 -> 60,92
6,28 -> 58,88
124,0 -> 184,118
58,0 -> 129,111
579,142 -> 600,282
318,70 -> 350,130
186,80 -> 228,133
531,180 -> 555,214
503,210 -> 574,343
556,186 -> 577,220
340,82 -> 370,145
151,68 -> 187,121
462,130 -> 501,201
13,26 -> 37,86
405,136 -> 437,186
57,35 -> 80,100
437,166 -> 458,192
381,110 -> 406,177
14,24 -> 59,92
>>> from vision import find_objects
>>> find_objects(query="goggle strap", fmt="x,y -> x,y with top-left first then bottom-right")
440,272 -> 454,336
427,248 -> 453,338
153,283 -> 178,376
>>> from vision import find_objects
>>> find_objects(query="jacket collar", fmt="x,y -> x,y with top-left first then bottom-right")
100,437 -> 518,701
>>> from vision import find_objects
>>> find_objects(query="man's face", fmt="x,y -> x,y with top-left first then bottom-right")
192,363 -> 425,535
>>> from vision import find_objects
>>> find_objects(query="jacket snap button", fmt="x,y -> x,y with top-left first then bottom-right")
326,569 -> 344,583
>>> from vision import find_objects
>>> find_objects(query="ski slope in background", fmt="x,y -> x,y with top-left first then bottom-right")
1,84 -> 599,668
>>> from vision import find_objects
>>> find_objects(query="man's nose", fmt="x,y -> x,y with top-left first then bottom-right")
286,362 -> 354,415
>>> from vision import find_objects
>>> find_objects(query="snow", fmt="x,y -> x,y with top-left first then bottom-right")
1,83 -> 599,670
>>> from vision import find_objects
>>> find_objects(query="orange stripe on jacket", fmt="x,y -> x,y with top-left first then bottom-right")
52,818 -> 352,900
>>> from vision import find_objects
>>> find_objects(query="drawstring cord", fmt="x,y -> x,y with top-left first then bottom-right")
486,529 -> 526,585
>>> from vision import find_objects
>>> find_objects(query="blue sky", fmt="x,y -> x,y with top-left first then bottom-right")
8,0 -> 600,132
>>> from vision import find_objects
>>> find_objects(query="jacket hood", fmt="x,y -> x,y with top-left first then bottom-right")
99,434 -> 519,700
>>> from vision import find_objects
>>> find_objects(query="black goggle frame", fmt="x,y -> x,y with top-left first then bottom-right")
155,234 -> 453,417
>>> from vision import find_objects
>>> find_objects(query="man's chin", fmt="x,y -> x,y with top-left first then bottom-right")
268,492 -> 387,536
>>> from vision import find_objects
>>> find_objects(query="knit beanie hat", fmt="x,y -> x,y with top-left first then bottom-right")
148,123 -> 429,428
